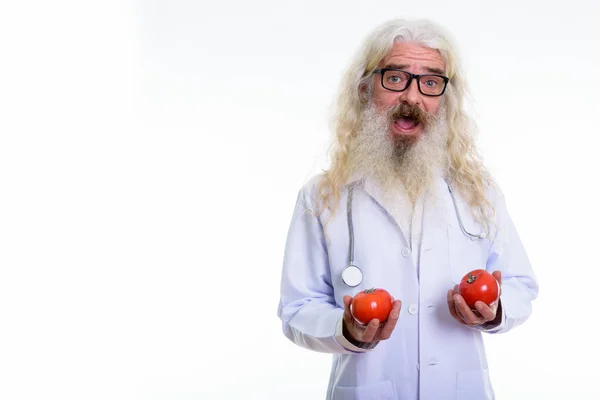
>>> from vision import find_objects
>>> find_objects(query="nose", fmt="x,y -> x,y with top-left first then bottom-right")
399,78 -> 421,106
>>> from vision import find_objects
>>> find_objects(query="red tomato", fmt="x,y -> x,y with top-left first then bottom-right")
351,288 -> 393,325
458,269 -> 499,309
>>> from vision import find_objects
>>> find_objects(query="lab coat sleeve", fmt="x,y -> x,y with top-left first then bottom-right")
277,184 -> 370,354
479,190 -> 539,334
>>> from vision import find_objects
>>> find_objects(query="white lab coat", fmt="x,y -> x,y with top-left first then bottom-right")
277,172 -> 538,400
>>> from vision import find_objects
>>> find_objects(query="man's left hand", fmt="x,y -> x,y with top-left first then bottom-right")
447,270 -> 502,327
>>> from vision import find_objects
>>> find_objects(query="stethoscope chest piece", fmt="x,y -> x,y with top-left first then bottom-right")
342,264 -> 363,287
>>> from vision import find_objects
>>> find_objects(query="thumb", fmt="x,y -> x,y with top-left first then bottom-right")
493,270 -> 502,284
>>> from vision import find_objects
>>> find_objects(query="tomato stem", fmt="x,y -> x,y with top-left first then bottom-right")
467,273 -> 477,284
364,287 -> 376,293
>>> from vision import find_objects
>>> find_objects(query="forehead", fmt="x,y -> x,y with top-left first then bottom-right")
379,42 -> 445,72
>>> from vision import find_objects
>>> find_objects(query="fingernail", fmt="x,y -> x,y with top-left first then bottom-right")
453,295 -> 461,303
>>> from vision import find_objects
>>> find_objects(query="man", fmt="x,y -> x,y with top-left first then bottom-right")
277,18 -> 538,400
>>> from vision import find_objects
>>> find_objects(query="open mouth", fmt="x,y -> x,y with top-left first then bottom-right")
394,116 -> 420,132
389,104 -> 426,135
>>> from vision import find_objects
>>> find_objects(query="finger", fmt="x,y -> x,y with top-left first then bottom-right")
493,270 -> 502,283
492,271 -> 503,297
343,295 -> 355,324
474,301 -> 496,321
455,302 -> 478,324
453,294 -> 485,326
361,318 -> 380,342
379,300 -> 402,339
447,289 -> 465,324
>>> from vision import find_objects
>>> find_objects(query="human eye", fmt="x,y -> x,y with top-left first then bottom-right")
387,74 -> 405,84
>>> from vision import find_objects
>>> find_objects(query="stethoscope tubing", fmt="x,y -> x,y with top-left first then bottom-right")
342,181 -> 486,287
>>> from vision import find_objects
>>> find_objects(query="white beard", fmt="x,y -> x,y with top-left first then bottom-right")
347,101 -> 449,207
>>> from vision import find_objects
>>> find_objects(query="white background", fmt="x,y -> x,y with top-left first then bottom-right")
1,0 -> 599,399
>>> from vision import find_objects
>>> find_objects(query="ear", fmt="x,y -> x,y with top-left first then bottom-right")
358,81 -> 371,104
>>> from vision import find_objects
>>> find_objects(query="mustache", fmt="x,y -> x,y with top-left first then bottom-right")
387,103 -> 429,125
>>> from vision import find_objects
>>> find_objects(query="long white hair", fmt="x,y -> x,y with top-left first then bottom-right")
316,18 -> 496,235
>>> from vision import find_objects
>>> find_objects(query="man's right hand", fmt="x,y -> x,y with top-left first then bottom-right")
342,295 -> 402,344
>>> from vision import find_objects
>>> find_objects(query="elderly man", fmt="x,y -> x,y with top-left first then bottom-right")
277,18 -> 538,400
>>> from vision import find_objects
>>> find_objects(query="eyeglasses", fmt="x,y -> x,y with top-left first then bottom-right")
372,68 -> 449,97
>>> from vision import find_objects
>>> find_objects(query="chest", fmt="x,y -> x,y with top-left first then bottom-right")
325,186 -> 490,302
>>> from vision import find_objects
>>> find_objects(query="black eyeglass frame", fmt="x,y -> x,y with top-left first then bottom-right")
372,68 -> 450,97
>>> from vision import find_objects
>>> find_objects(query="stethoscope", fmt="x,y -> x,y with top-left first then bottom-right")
341,181 -> 488,287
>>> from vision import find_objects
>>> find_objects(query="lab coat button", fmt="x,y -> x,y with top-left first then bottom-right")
408,304 -> 418,314
401,247 -> 411,257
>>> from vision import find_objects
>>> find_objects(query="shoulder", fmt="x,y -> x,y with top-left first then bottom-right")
303,173 -> 328,193
483,177 -> 517,238
295,172 -> 350,221
486,183 -> 504,205
482,174 -> 506,208
297,173 -> 329,204
288,173 -> 327,217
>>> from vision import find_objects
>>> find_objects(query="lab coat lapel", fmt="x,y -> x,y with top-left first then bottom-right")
414,174 -> 456,299
420,174 -> 452,252
360,177 -> 410,244
348,174 -> 451,249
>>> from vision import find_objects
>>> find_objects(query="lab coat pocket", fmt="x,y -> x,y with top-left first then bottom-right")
447,223 -> 488,285
332,380 -> 397,400
456,369 -> 494,400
